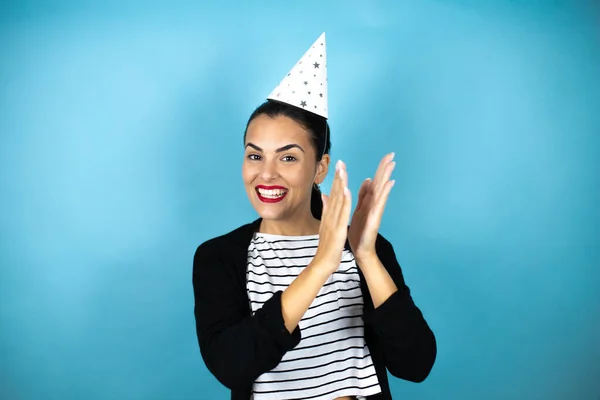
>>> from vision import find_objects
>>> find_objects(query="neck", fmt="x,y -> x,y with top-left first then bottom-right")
258,215 -> 321,236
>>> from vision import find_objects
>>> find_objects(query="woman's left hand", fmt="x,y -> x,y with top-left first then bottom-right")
348,153 -> 396,262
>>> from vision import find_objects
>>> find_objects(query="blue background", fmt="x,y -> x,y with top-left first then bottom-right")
1,1 -> 599,399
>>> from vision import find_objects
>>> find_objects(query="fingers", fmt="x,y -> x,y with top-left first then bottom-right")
321,193 -> 328,215
337,161 -> 351,223
370,153 -> 396,226
341,184 -> 352,226
372,153 -> 393,185
316,162 -> 351,270
325,160 -> 350,222
330,161 -> 345,217
355,178 -> 372,211
372,152 -> 396,193
355,152 -> 395,212
361,153 -> 396,229
374,179 -> 395,217
339,162 -> 352,226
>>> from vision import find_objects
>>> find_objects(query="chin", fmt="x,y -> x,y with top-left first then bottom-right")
255,207 -> 286,221
255,202 -> 300,223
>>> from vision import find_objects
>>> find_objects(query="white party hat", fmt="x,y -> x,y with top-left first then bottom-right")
267,32 -> 328,119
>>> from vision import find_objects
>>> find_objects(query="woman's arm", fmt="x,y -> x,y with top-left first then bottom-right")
193,240 -> 335,391
280,259 -> 332,332
354,251 -> 398,309
357,234 -> 437,383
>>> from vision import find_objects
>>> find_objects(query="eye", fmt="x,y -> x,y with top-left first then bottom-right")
282,155 -> 297,162
247,154 -> 261,161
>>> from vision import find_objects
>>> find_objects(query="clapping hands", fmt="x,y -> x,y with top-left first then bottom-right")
314,153 -> 396,272
347,153 -> 396,262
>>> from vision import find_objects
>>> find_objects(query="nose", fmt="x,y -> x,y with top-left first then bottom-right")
259,158 -> 279,181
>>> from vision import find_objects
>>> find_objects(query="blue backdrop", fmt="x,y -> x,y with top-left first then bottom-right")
1,1 -> 599,399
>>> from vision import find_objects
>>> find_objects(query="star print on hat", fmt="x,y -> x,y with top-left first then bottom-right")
267,32 -> 328,119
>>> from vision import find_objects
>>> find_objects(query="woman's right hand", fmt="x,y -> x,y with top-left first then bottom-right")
278,160 -> 352,334
313,160 -> 352,274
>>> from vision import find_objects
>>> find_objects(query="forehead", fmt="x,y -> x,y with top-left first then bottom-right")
245,115 -> 313,148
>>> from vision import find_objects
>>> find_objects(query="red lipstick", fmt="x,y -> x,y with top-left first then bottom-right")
256,185 -> 288,203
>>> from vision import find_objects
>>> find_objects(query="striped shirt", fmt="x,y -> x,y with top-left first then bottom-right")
246,232 -> 382,400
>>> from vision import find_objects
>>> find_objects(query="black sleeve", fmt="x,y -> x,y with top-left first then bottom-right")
192,240 -> 301,390
362,234 -> 437,382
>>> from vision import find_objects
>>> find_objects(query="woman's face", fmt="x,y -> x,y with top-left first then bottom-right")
243,114 -> 328,222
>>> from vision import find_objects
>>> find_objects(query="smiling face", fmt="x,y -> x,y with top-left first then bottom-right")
243,114 -> 329,223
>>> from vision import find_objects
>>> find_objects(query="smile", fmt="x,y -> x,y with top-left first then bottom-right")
256,186 -> 288,203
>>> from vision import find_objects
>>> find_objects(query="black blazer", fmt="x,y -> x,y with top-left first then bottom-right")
192,218 -> 436,399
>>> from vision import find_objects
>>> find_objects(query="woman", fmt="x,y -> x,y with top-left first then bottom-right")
193,34 -> 436,400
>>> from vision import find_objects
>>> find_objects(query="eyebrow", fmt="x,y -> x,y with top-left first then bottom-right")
245,143 -> 305,153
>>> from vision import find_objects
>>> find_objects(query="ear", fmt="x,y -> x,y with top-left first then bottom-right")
314,154 -> 330,185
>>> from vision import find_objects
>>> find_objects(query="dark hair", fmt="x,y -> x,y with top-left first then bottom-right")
243,100 -> 332,219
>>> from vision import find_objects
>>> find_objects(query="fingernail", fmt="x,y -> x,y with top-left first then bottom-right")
390,152 -> 395,158
344,187 -> 349,195
391,180 -> 396,186
336,160 -> 342,169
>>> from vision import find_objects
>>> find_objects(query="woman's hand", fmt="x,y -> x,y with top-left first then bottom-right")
279,160 -> 352,333
348,153 -> 396,262
313,160 -> 352,273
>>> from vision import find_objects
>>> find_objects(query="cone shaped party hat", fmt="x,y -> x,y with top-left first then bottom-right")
267,32 -> 328,119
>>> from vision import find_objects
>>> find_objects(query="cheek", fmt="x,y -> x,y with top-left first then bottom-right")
242,164 -> 264,189
288,169 -> 314,188
241,163 -> 253,183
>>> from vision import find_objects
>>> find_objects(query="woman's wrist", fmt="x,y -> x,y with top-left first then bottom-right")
309,255 -> 340,277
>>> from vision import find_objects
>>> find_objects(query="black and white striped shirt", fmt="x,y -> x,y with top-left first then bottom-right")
246,232 -> 382,400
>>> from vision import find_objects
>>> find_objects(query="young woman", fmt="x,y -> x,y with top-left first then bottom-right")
193,33 -> 435,399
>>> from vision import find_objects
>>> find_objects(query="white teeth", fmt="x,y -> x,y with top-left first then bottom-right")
257,188 -> 287,198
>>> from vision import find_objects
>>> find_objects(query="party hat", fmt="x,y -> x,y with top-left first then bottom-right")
267,32 -> 328,119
